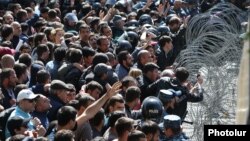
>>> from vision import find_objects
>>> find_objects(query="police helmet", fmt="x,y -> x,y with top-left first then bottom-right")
127,31 -> 139,48
141,96 -> 163,123
116,40 -> 133,54
157,25 -> 170,36
139,14 -> 153,26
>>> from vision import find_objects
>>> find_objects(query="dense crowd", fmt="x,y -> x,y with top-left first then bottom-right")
0,0 -> 248,141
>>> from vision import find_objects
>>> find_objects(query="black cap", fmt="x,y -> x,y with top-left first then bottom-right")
51,80 -> 71,91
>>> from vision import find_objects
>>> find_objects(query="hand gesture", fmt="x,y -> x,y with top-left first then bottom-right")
106,81 -> 122,98
31,117 -> 41,127
36,124 -> 46,136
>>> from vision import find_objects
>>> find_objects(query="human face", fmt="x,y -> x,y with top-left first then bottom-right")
4,14 -> 14,24
150,69 -> 159,81
151,130 -> 160,141
113,102 -> 125,112
99,38 -> 110,52
8,71 -> 17,87
143,52 -> 152,64
80,28 -> 90,41
43,47 -> 50,60
89,35 -> 97,49
57,89 -> 69,104
13,23 -> 22,36
125,54 -> 133,67
37,96 -> 51,112
103,27 -> 112,39
55,30 -> 64,44
41,36 -> 48,44
89,88 -> 101,100
67,91 -> 76,102
22,99 -> 36,112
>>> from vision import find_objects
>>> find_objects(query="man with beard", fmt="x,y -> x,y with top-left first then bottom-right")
1,68 -> 18,109
115,51 -> 134,80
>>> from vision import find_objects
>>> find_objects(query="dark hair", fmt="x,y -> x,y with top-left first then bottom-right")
125,86 -> 141,103
57,106 -> 77,126
89,108 -> 105,127
85,81 -> 103,93
36,44 -> 49,58
128,130 -> 146,141
99,23 -> 110,35
175,67 -> 189,83
14,84 -> 28,99
82,47 -> 96,58
13,63 -> 27,79
54,129 -> 75,141
158,36 -> 172,48
121,76 -> 137,89
118,51 -> 129,65
16,9 -> 27,23
9,134 -> 26,141
105,95 -> 124,114
20,22 -> 29,32
79,24 -> 90,32
1,24 -> 13,39
143,63 -> 159,74
54,47 -> 66,62
96,36 -> 108,46
108,111 -> 126,127
19,44 -> 31,52
92,53 -> 109,68
36,70 -> 50,84
75,94 -> 95,109
48,9 -> 57,19
68,48 -> 83,63
141,120 -> 160,135
34,33 -> 46,47
115,117 -> 134,137
67,100 -> 80,110
1,68 -> 15,83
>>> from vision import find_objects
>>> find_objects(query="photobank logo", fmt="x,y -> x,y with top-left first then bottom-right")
204,125 -> 250,140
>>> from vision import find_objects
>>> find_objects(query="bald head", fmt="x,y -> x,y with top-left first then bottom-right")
1,54 -> 15,69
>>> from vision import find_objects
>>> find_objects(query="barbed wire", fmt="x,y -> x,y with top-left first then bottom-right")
176,2 -> 248,141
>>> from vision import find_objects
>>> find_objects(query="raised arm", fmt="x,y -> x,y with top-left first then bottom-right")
76,81 -> 122,126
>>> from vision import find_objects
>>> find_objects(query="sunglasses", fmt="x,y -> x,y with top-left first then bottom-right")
24,99 -> 35,103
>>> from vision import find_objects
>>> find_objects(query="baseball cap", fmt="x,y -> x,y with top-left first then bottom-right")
50,80 -> 71,91
17,89 -> 39,102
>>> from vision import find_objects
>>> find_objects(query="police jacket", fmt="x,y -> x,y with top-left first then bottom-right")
147,77 -> 203,119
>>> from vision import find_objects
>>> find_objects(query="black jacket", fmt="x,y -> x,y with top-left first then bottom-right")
147,77 -> 203,119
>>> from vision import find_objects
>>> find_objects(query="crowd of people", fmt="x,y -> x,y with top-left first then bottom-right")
0,0 -> 248,141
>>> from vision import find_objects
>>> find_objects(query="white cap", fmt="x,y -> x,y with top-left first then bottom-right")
17,89 -> 39,102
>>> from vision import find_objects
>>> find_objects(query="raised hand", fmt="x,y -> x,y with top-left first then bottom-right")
106,81 -> 122,98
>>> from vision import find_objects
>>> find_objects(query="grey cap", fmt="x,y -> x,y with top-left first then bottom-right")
51,80 -> 71,91
94,63 -> 109,76
163,114 -> 181,128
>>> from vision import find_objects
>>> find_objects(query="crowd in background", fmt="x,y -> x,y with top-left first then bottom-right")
0,0 -> 248,141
